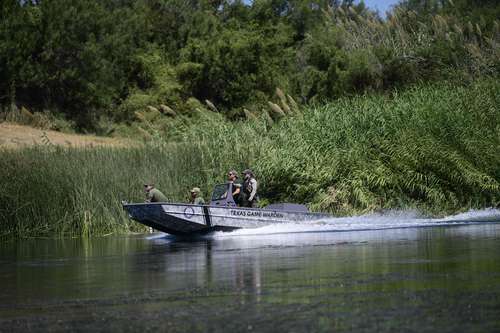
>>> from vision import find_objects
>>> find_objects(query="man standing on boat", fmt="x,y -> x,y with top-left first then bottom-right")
242,169 -> 258,208
190,187 -> 205,205
144,183 -> 168,203
228,170 -> 242,205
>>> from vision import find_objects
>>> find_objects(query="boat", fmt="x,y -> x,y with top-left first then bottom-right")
122,183 -> 331,235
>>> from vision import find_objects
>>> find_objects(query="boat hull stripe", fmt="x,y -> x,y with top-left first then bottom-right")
203,205 -> 212,226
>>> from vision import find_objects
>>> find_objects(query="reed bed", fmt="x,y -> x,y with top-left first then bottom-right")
1,79 -> 498,239
326,5 -> 500,76
0,135 -> 261,239
257,79 -> 500,214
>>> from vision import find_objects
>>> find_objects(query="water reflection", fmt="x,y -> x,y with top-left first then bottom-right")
1,223 -> 500,332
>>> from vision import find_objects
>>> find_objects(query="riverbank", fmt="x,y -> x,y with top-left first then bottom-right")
0,123 -> 135,149
0,79 -> 499,239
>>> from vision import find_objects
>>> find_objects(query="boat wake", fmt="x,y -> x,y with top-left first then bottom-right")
209,208 -> 500,238
145,208 -> 500,242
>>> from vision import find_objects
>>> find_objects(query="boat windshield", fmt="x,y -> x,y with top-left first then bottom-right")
211,183 -> 229,201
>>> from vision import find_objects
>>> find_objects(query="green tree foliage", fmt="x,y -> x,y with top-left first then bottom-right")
0,0 -> 498,129
0,0 -> 153,127
179,22 -> 293,111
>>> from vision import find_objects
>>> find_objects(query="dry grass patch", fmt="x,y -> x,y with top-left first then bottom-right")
0,123 -> 136,149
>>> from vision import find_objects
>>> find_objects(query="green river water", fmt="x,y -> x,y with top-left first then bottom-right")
1,211 -> 500,332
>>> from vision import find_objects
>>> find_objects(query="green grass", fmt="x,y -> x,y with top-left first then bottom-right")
257,79 -> 500,214
1,79 -> 499,239
0,141 -> 258,239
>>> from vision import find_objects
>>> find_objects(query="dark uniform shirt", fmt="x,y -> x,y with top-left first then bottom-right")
229,181 -> 242,205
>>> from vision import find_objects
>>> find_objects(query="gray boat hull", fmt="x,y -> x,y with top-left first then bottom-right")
122,203 -> 331,236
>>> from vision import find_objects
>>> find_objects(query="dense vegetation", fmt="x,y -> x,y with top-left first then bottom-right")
1,79 -> 498,239
1,0 -> 499,131
0,0 -> 499,239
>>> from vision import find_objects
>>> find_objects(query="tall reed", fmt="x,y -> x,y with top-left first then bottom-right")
1,79 -> 498,239
314,5 -> 500,91
257,79 -> 500,214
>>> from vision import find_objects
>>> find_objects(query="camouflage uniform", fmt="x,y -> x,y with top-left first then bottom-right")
193,197 -> 205,205
146,188 -> 168,202
190,187 -> 205,205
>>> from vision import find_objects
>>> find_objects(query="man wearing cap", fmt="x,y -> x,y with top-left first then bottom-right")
190,187 -> 205,205
144,183 -> 168,203
242,169 -> 258,208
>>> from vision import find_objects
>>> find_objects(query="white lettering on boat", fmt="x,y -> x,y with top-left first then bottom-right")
230,210 -> 284,219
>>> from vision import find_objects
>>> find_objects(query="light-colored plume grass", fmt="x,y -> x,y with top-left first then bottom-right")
268,102 -> 285,119
159,104 -> 177,117
321,5 -> 499,77
205,100 -> 219,113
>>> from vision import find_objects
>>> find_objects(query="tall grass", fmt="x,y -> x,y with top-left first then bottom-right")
0,104 -> 76,132
327,5 -> 500,76
0,136 -> 264,239
257,80 -> 500,214
1,79 -> 499,239
182,78 -> 500,214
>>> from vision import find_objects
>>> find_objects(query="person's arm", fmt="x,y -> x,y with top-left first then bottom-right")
232,184 -> 240,196
249,179 -> 257,201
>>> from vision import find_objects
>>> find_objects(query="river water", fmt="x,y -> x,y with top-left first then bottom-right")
1,209 -> 500,332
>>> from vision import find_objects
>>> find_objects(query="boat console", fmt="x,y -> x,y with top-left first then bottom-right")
210,183 -> 237,207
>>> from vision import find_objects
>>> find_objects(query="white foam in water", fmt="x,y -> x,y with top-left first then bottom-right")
436,208 -> 500,222
210,208 -> 500,238
145,232 -> 168,240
